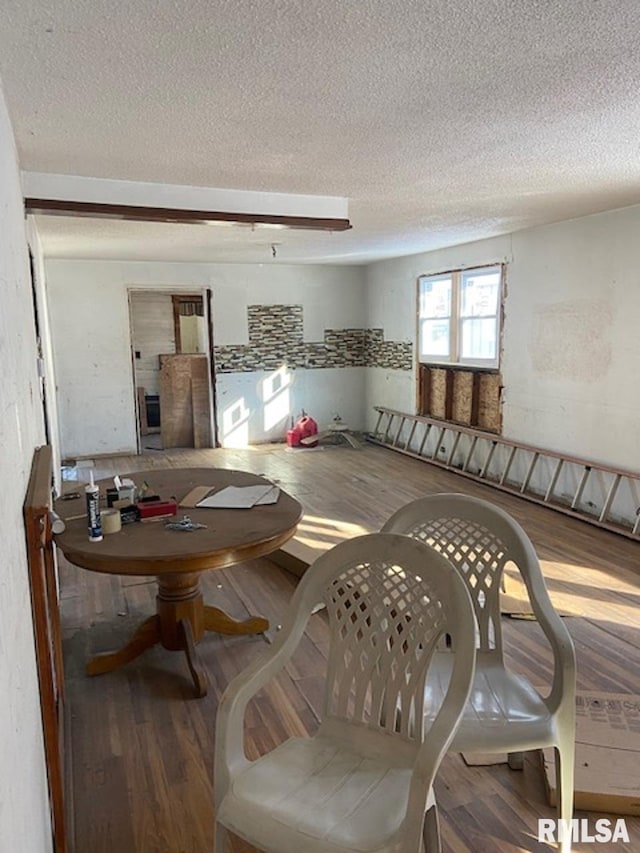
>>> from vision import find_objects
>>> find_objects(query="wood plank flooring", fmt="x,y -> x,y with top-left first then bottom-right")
59,443 -> 640,852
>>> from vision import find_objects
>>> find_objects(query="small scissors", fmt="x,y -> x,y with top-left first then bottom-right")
165,515 -> 207,532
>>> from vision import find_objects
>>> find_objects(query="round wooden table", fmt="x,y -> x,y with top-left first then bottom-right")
54,468 -> 302,696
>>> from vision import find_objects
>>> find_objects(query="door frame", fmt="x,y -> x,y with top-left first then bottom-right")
127,287 -> 218,452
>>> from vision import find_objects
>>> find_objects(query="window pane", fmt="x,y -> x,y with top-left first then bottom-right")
461,269 -> 500,317
419,277 -> 452,318
420,319 -> 450,358
461,317 -> 497,360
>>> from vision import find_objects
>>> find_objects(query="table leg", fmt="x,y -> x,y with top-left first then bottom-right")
203,605 -> 269,635
179,618 -> 208,698
157,573 -> 205,648
86,615 -> 161,676
85,572 -> 268,697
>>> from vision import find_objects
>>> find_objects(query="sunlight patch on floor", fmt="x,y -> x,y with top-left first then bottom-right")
294,514 -> 370,553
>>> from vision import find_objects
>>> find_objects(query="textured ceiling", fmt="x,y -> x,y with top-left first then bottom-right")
3,0 -> 640,263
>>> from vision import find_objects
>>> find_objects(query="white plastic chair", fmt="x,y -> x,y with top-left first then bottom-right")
382,494 -> 576,852
214,533 -> 476,853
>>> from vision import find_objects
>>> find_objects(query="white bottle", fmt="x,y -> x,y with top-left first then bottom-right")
86,471 -> 103,542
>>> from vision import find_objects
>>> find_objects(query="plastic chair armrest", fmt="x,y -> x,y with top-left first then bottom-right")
405,616 -> 476,849
521,559 -> 576,715
214,605 -> 312,805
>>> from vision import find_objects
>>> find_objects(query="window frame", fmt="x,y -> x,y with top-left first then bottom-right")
416,263 -> 504,370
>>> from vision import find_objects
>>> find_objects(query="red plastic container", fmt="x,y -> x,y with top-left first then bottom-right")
287,415 -> 318,448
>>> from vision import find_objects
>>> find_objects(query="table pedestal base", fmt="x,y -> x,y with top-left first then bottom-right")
85,572 -> 268,697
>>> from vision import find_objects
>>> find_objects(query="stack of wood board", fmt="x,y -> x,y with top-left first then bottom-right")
159,354 -> 212,449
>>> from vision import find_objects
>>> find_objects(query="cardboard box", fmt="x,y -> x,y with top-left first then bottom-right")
542,692 -> 640,816
136,499 -> 178,519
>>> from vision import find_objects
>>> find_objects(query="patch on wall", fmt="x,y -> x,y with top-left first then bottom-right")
531,300 -> 613,381
215,304 -> 412,373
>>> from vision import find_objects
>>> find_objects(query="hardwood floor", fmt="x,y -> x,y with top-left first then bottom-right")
59,443 -> 640,852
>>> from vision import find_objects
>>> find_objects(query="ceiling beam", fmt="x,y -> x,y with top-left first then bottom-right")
23,198 -> 351,231
22,172 -> 351,231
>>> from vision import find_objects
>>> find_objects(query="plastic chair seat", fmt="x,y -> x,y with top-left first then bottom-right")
425,652 -> 554,751
219,733 -> 432,853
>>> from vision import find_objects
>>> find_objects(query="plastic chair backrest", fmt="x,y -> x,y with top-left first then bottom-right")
382,494 -> 537,655
295,534 -> 476,743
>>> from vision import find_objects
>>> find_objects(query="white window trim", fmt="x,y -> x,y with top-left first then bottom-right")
417,264 -> 503,369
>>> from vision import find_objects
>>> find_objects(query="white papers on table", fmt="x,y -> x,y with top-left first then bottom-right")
253,486 -> 280,505
196,484 -> 280,509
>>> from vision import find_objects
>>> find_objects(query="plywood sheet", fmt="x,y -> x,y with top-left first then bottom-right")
429,368 -> 447,419
179,486 -> 213,508
159,355 -> 194,448
190,355 -> 212,448
451,369 -> 473,424
499,566 -> 574,618
136,386 -> 148,436
478,372 -> 502,432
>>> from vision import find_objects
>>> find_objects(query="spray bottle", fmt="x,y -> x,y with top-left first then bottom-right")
86,471 -> 103,542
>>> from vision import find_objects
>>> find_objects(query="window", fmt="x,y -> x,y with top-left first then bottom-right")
418,265 -> 502,368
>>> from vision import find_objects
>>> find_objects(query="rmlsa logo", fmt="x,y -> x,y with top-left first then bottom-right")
538,818 -> 630,844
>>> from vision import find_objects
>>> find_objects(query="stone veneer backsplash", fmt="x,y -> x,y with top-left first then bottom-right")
215,304 -> 412,373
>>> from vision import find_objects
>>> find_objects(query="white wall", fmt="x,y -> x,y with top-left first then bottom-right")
365,209 -> 640,473
46,204 -> 640,472
0,83 -> 52,852
218,367 -> 365,447
26,216 -> 62,490
45,260 -> 367,456
505,211 -> 640,466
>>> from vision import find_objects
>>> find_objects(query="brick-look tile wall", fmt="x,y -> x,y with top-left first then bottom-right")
364,328 -> 413,370
214,304 -> 413,373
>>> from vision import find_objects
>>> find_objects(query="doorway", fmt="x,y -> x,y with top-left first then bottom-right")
129,289 -> 217,451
